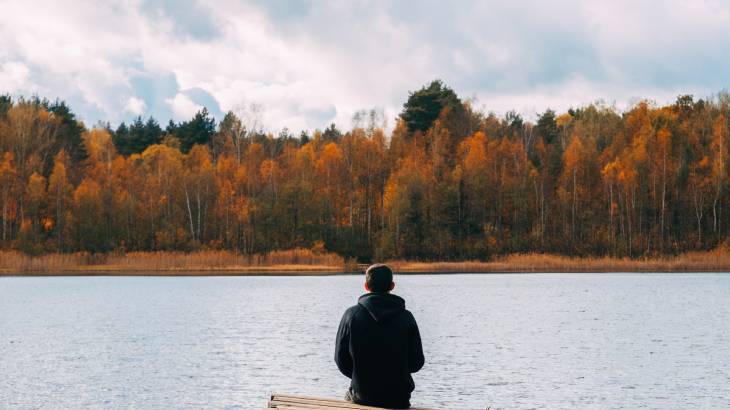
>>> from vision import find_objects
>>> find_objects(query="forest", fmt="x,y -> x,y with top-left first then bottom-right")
1,81 -> 729,262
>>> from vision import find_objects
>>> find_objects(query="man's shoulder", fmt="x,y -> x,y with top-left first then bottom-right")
402,307 -> 419,327
342,303 -> 364,319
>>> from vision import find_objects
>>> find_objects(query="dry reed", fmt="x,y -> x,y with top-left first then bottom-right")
0,248 -> 345,274
3,248 -> 730,275
388,249 -> 730,273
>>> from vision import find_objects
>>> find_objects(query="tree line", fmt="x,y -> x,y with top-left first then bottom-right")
1,82 -> 729,261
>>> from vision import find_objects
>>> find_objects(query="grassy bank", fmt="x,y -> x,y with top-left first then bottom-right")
389,249 -> 730,273
2,249 -> 730,276
0,249 -> 347,275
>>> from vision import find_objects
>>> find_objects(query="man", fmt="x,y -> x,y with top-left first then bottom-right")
335,264 -> 425,409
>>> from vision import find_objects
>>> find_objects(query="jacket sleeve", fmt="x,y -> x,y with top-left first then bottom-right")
408,313 -> 425,373
334,309 -> 353,378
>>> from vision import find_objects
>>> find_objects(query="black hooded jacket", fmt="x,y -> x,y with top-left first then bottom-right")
335,292 -> 424,408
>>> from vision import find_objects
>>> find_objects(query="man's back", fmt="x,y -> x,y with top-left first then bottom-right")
335,292 -> 424,409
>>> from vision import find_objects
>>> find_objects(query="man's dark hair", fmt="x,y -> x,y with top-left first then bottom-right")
365,264 -> 393,293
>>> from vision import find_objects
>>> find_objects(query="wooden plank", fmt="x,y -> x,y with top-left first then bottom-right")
270,399 -> 376,409
270,393 -> 434,410
272,394 -> 365,405
273,393 -> 376,405
272,395 -> 383,409
269,400 -> 335,409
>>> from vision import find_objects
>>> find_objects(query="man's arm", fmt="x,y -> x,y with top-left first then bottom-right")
334,309 -> 353,378
408,313 -> 425,373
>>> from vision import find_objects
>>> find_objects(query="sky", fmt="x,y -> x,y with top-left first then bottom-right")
2,0 -> 730,133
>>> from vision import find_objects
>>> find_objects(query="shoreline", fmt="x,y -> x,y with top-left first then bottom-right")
2,249 -> 730,276
3,269 -> 729,277
3,266 -> 730,277
0,269 -> 350,277
0,266 -> 348,276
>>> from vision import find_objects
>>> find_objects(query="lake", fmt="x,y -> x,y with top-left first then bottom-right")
1,273 -> 729,409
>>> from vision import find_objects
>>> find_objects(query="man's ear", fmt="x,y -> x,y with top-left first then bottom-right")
388,281 -> 395,291
364,282 -> 370,292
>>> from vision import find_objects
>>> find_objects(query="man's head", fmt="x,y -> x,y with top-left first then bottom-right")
365,263 -> 395,293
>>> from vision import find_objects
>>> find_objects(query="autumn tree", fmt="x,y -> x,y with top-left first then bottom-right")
710,114 -> 728,237
139,144 -> 187,249
183,144 -> 215,244
48,150 -> 73,250
3,89 -> 730,259
559,133 -> 599,251
0,152 -> 18,243
72,178 -> 107,252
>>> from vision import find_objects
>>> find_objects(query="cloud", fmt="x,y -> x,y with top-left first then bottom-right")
166,92 -> 202,121
0,61 -> 31,93
140,0 -> 221,40
125,97 -> 147,116
1,0 -> 730,131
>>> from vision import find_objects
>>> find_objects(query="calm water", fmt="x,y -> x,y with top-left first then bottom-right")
1,274 -> 729,409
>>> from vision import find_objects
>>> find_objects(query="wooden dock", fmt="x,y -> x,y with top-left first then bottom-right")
266,393 -> 434,409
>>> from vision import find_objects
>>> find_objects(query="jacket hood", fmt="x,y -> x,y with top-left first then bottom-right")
358,292 -> 406,323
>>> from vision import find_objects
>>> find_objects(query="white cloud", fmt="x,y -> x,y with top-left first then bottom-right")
1,0 -> 730,131
0,61 -> 31,93
125,96 -> 147,115
166,92 -> 202,121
